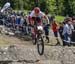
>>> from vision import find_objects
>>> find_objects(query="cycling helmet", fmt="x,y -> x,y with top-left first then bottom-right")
34,7 -> 40,14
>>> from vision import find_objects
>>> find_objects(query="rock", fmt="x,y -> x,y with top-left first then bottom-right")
8,32 -> 15,36
0,45 -> 75,64
37,60 -> 61,64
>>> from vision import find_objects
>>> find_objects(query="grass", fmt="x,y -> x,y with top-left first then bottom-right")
55,15 -> 65,22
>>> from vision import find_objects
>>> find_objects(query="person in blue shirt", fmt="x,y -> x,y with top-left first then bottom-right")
16,16 -> 21,25
44,23 -> 50,43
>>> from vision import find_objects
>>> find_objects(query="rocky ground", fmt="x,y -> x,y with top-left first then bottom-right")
0,30 -> 75,64
0,44 -> 75,64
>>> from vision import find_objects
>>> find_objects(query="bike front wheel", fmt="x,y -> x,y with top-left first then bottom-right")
37,37 -> 44,55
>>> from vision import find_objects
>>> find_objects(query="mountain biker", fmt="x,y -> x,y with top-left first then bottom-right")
28,7 -> 50,43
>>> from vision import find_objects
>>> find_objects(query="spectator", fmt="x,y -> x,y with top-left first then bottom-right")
58,22 -> 67,46
11,15 -> 16,31
62,17 -> 74,46
52,19 -> 60,45
15,15 -> 21,31
27,12 -> 32,35
71,19 -> 75,43
16,15 -> 21,25
58,22 -> 64,39
20,16 -> 24,27
44,23 -> 50,43
23,16 -> 28,35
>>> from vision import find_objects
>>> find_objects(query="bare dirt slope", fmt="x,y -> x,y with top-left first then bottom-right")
0,29 -> 58,46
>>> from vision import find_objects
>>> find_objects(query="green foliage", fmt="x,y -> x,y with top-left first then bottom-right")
0,0 -> 75,16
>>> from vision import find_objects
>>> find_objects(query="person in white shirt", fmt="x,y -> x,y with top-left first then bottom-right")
63,18 -> 74,46
29,7 -> 49,25
28,7 -> 50,43
1,2 -> 10,12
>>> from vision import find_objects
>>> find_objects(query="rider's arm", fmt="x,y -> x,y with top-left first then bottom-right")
28,16 -> 34,26
28,16 -> 33,26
